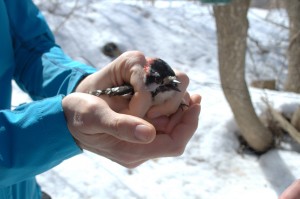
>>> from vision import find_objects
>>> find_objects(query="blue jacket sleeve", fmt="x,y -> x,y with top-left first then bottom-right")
9,0 -> 97,99
13,34 -> 96,99
0,95 -> 82,187
0,0 -> 98,187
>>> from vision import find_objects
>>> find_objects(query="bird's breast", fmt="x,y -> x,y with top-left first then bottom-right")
152,90 -> 176,105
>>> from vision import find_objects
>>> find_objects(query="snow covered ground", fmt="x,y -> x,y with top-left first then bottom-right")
12,1 -> 300,198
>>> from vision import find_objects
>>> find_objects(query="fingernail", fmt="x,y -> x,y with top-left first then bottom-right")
134,125 -> 153,142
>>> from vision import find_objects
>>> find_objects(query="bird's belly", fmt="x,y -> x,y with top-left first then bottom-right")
153,90 -> 176,105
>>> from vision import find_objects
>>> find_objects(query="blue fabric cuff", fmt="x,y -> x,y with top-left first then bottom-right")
40,95 -> 82,161
0,95 -> 81,187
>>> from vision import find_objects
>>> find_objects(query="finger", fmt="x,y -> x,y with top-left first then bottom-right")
182,92 -> 191,107
125,90 -> 153,118
87,100 -> 200,165
147,116 -> 170,132
81,96 -> 201,167
113,51 -> 147,90
81,137 -> 149,168
191,93 -> 202,105
165,94 -> 201,134
112,51 -> 154,117
279,180 -> 300,199
147,71 -> 189,118
73,93 -> 156,144
98,95 -> 130,113
83,51 -> 148,94
97,106 -> 156,143
108,132 -> 186,161
117,99 -> 201,159
149,93 -> 201,134
170,95 -> 201,144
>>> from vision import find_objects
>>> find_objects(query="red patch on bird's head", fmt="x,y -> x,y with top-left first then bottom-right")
144,63 -> 150,74
144,58 -> 155,75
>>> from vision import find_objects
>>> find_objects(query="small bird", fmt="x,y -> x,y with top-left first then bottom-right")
89,58 -> 181,105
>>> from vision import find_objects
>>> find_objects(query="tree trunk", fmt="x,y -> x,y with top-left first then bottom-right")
284,0 -> 300,93
213,0 -> 273,152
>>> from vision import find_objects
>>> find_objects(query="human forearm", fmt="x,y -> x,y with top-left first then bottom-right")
13,34 -> 96,100
0,95 -> 81,187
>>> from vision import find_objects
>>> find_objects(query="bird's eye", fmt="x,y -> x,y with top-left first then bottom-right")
153,71 -> 160,77
151,72 -> 161,83
156,77 -> 163,84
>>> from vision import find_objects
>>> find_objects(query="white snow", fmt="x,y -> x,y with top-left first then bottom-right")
12,1 -> 300,198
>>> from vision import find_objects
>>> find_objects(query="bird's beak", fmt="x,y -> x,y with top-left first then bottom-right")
165,76 -> 180,84
169,77 -> 181,92
172,79 -> 181,84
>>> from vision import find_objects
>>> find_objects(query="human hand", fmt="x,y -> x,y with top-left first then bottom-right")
75,51 -> 189,118
62,92 -> 201,168
63,50 -> 200,167
279,180 -> 300,199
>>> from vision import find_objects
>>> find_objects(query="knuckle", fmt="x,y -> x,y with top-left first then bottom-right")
122,50 -> 143,57
111,116 -> 121,138
130,51 -> 145,59
122,51 -> 146,65
78,101 -> 99,126
85,100 -> 99,111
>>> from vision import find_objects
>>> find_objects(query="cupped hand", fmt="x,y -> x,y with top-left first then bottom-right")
62,92 -> 201,168
63,50 -> 201,167
279,180 -> 300,199
75,51 -> 189,118
62,93 -> 156,145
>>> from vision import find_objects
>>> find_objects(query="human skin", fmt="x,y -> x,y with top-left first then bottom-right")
279,180 -> 300,199
62,51 -> 201,168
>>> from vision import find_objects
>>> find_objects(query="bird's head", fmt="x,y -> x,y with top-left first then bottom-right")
144,58 -> 181,97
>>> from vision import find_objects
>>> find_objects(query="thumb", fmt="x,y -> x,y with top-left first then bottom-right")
64,93 -> 156,144
99,107 -> 156,143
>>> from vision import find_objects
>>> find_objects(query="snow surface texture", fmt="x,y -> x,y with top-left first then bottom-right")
12,1 -> 300,198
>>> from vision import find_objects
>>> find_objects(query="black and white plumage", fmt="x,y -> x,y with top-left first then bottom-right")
88,58 -> 180,104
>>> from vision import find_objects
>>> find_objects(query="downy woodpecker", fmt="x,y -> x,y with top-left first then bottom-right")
88,58 -> 181,105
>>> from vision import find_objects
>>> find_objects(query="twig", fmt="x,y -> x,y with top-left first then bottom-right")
288,29 -> 300,50
54,0 -> 80,34
268,105 -> 300,144
248,35 -> 269,54
250,10 -> 289,30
